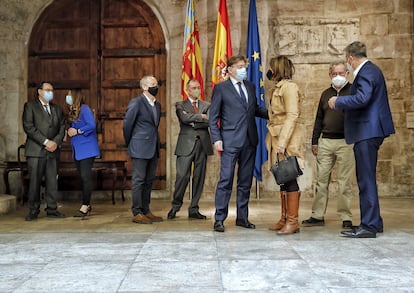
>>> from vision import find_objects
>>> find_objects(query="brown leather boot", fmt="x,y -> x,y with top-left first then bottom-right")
277,191 -> 300,235
268,191 -> 287,231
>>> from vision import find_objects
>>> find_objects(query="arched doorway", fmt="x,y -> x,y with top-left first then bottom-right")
28,0 -> 167,190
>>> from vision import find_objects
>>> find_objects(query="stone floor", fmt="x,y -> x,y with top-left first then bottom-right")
1,195 -> 414,292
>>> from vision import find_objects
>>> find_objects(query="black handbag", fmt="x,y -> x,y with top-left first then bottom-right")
270,152 -> 303,185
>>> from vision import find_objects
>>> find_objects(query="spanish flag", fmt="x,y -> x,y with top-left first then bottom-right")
181,0 -> 204,100
211,0 -> 232,87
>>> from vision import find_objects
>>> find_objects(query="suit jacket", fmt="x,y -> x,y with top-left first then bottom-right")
335,61 -> 395,144
22,99 -> 65,158
174,99 -> 214,156
209,79 -> 268,151
123,94 -> 161,159
69,104 -> 100,160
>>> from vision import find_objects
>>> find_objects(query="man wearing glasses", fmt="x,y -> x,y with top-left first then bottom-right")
302,61 -> 355,230
209,55 -> 268,232
22,81 -> 66,221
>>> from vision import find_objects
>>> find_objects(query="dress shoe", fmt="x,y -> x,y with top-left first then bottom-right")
167,209 -> 177,219
25,212 -> 38,221
302,217 -> 324,226
132,214 -> 152,224
342,220 -> 353,229
46,210 -> 65,218
145,211 -> 163,222
341,227 -> 376,238
235,219 -> 256,229
188,211 -> 207,220
214,221 -> 225,232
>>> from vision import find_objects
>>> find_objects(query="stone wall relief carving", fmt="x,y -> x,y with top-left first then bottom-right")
270,18 -> 359,62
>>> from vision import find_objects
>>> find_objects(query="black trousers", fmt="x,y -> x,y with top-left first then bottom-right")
75,156 -> 95,206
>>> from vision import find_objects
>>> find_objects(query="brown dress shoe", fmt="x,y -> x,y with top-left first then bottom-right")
132,214 -> 152,224
145,211 -> 163,222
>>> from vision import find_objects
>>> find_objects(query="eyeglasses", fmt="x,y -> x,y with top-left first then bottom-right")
42,89 -> 54,92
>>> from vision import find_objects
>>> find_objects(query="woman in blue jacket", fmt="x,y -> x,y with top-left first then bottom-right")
66,89 -> 100,217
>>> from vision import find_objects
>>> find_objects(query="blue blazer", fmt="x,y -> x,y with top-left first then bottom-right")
335,61 -> 395,144
123,94 -> 161,159
209,79 -> 268,151
69,104 -> 100,160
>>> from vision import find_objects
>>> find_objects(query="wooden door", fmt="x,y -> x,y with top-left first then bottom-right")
28,0 -> 167,190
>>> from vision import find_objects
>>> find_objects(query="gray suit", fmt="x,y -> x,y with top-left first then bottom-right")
171,99 -> 213,213
22,99 -> 65,213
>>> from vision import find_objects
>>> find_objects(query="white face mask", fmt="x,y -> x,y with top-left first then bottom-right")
332,75 -> 347,88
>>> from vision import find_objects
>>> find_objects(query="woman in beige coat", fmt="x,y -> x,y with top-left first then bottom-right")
266,56 -> 304,235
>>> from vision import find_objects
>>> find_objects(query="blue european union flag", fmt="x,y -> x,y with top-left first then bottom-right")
246,0 -> 268,181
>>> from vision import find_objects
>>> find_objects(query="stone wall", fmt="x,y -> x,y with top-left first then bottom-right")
0,0 -> 412,199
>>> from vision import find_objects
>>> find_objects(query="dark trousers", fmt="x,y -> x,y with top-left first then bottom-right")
131,156 -> 158,215
354,137 -> 384,233
214,141 -> 255,222
27,156 -> 58,213
75,157 -> 95,206
172,139 -> 207,213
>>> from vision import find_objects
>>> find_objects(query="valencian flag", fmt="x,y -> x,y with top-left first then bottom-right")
212,0 -> 232,87
247,0 -> 268,180
181,0 -> 204,100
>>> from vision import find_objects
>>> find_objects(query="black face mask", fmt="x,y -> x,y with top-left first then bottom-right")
148,86 -> 158,96
266,69 -> 273,80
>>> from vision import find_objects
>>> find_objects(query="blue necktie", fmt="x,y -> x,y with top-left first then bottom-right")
237,82 -> 248,108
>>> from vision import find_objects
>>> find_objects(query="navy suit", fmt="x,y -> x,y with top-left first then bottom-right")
335,61 -> 395,233
209,78 -> 268,222
123,94 -> 161,215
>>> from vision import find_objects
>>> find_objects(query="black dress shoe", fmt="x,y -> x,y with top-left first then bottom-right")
341,227 -> 376,238
46,210 -> 65,218
188,211 -> 207,220
235,219 -> 256,229
25,213 -> 38,221
167,209 -> 177,220
214,221 -> 225,232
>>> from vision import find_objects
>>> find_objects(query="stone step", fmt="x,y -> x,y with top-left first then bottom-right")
0,194 -> 16,214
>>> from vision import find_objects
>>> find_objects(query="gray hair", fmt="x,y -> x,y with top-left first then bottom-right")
344,41 -> 367,58
140,75 -> 156,88
329,60 -> 347,72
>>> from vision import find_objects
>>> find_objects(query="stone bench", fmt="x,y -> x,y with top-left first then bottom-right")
0,194 -> 16,214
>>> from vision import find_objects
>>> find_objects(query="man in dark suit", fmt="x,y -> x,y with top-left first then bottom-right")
209,55 -> 268,232
123,75 -> 163,224
328,41 -> 395,238
22,81 -> 66,221
167,79 -> 214,220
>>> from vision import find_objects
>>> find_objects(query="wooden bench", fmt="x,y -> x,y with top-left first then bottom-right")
3,159 -> 127,205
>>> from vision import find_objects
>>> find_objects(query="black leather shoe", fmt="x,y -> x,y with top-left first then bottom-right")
167,209 -> 177,220
214,221 -> 225,232
235,219 -> 256,229
189,211 -> 207,220
341,227 -> 376,238
25,212 -> 38,221
46,210 -> 65,218
302,217 -> 324,226
342,220 -> 353,229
